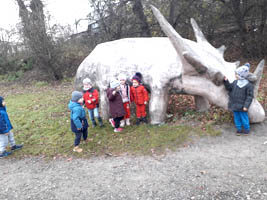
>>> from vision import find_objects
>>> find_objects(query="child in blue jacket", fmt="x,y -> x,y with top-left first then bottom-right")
0,96 -> 23,158
223,63 -> 254,135
68,91 -> 88,153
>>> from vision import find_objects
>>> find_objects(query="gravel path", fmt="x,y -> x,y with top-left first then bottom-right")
1,122 -> 267,200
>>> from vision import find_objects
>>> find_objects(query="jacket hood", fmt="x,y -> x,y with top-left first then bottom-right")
68,100 -> 81,110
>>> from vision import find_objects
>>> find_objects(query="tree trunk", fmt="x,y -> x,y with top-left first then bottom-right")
131,0 -> 151,37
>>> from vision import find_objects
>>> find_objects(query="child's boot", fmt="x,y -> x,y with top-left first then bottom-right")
114,127 -> 123,133
126,118 -> 130,126
92,121 -> 97,128
98,117 -> 104,127
236,129 -> 242,136
120,120 -> 125,127
142,117 -> 148,124
243,129 -> 250,135
109,118 -> 115,127
73,146 -> 83,153
0,151 -> 12,158
11,144 -> 23,151
136,118 -> 141,125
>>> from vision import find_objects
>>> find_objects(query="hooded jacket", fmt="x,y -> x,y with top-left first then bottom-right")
0,106 -> 13,134
68,100 -> 88,133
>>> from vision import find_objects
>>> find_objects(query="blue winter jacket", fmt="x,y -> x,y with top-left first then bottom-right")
68,100 -> 88,133
0,107 -> 13,134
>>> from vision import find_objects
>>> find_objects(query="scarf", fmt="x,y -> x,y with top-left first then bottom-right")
236,76 -> 249,88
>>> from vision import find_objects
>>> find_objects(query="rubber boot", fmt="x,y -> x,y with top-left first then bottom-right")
142,116 -> 148,124
136,118 -> 141,125
98,117 -> 104,127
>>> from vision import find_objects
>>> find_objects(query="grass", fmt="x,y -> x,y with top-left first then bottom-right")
1,82 -> 222,159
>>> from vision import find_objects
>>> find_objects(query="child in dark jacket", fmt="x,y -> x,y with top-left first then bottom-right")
68,91 -> 89,153
0,96 -> 23,158
82,78 -> 103,128
130,74 -> 149,125
107,79 -> 125,133
223,63 -> 254,135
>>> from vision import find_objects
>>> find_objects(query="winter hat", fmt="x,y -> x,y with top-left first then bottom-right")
0,96 -> 4,107
118,73 -> 127,81
71,91 -> 83,102
244,63 -> 250,69
83,78 -> 92,90
83,78 -> 92,85
110,79 -> 120,89
132,72 -> 142,83
132,75 -> 141,83
235,64 -> 249,79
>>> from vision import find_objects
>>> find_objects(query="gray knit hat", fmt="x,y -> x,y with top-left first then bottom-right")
71,91 -> 83,102
235,65 -> 249,79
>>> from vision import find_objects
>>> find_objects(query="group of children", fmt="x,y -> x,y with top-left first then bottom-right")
68,63 -> 255,152
0,63 -> 255,157
68,72 -> 149,152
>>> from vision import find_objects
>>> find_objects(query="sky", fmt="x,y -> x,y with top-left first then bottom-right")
0,0 -> 91,33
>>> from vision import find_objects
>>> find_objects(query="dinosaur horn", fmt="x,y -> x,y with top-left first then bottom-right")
151,5 -> 188,58
253,59 -> 265,97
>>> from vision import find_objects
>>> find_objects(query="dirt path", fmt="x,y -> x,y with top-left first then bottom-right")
1,122 -> 267,200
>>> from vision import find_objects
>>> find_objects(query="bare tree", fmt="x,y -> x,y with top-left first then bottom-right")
216,0 -> 267,58
130,0 -> 151,37
16,0 -> 63,80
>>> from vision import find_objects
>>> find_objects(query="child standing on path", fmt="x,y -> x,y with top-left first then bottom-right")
107,79 -> 125,133
68,91 -> 89,152
83,78 -> 103,127
130,73 -> 149,125
223,63 -> 254,135
118,74 -> 132,127
0,96 -> 23,158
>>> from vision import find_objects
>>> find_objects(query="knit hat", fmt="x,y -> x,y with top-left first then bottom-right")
235,64 -> 249,79
118,73 -> 127,81
71,91 -> 83,102
244,63 -> 250,69
110,79 -> 120,89
83,78 -> 92,85
0,96 -> 4,107
132,75 -> 141,83
132,72 -> 142,83
83,78 -> 92,90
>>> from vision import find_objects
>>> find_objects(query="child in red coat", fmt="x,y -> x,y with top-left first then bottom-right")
130,73 -> 149,125
83,78 -> 103,127
118,73 -> 132,127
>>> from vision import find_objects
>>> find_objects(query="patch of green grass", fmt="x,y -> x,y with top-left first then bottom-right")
34,81 -> 49,87
4,85 -> 222,159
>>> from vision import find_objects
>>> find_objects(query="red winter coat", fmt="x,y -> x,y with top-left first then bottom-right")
83,88 -> 99,109
130,85 -> 149,105
107,88 -> 125,118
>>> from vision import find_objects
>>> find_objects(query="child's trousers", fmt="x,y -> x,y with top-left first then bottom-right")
88,107 -> 103,126
0,131 -> 16,153
233,111 -> 250,131
123,102 -> 131,119
136,104 -> 146,118
74,129 -> 88,146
